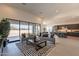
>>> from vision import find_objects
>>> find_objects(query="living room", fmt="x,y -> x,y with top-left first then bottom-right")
0,3 -> 79,56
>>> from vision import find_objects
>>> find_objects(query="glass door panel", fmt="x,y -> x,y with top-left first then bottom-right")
8,20 -> 20,42
36,24 -> 41,35
20,22 -> 28,37
28,23 -> 34,35
7,19 -> 41,42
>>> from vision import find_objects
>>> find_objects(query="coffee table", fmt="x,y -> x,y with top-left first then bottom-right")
25,37 -> 47,51
35,39 -> 47,51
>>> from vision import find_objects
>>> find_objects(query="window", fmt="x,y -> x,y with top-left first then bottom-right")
20,22 -> 29,37
28,23 -> 34,35
8,20 -> 20,42
7,19 -> 41,42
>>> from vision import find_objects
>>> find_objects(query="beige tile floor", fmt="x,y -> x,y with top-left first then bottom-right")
48,36 -> 79,56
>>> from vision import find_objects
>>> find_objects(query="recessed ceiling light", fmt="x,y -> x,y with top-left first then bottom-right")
43,21 -> 46,25
56,10 -> 59,13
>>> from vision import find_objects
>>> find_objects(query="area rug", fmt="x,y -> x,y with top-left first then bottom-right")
16,41 -> 55,56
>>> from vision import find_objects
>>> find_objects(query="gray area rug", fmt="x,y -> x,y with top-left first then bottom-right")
16,41 -> 55,56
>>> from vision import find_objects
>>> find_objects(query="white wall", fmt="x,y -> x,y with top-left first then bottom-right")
0,4 -> 42,24
43,11 -> 79,26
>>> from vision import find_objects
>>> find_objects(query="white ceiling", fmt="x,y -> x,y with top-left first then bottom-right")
5,3 -> 79,25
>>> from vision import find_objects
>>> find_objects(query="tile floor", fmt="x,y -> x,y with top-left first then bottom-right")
2,42 -> 24,56
48,36 -> 79,56
0,36 -> 79,56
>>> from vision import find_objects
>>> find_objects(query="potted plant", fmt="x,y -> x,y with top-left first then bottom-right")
0,18 -> 10,47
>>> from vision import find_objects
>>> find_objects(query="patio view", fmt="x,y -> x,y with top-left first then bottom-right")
7,19 -> 41,42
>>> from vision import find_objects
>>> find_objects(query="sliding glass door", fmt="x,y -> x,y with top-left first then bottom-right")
35,24 -> 41,35
7,19 -> 41,42
28,23 -> 41,36
20,21 -> 29,37
8,20 -> 20,42
28,23 -> 34,35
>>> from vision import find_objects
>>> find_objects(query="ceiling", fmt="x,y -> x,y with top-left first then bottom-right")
5,3 -> 79,25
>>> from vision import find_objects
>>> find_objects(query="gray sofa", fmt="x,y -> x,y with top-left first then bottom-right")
41,32 -> 55,44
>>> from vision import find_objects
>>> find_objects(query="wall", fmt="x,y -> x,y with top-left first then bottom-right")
0,4 -> 42,24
